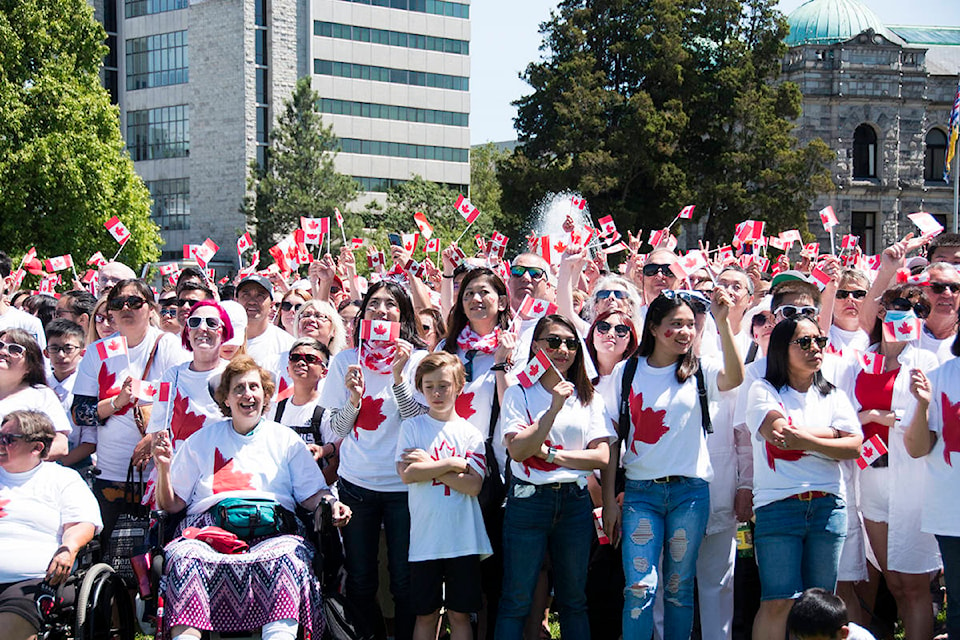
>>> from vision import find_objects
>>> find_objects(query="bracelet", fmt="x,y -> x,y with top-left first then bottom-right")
442,274 -> 455,279
110,396 -> 120,412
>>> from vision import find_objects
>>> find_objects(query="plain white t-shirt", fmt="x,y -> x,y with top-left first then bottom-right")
0,385 -> 72,437
0,306 -> 46,349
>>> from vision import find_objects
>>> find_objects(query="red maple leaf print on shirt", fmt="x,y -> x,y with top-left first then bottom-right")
455,392 -> 476,420
941,392 -> 960,466
353,396 -> 386,440
212,448 -> 255,493
628,389 -> 669,453
170,391 -> 205,443
520,434 -> 563,476
765,441 -> 805,471
0,498 -> 9,518
431,441 -> 458,495
98,363 -> 132,415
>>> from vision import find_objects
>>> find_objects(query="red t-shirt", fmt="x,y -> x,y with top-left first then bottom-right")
854,367 -> 898,443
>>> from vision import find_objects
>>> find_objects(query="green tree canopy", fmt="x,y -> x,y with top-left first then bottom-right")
499,0 -> 833,246
244,77 -> 359,257
0,0 -> 159,275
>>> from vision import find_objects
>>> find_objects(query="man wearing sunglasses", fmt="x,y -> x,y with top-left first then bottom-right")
507,253 -> 555,314
175,269 -> 217,326
0,251 -> 46,350
638,249 -> 678,310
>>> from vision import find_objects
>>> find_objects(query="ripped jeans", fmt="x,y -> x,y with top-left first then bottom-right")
620,477 -> 710,640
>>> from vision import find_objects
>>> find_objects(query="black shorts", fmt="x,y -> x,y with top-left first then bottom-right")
0,578 -> 76,632
409,555 -> 483,616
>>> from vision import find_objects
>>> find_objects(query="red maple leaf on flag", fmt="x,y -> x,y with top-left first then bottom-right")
213,448 -> 255,493
520,435 -> 563,476
455,392 -> 476,420
374,324 -> 387,336
0,498 -> 8,518
171,392 -> 206,443
941,392 -> 960,466
532,302 -> 544,314
897,321 -> 913,338
628,389 -> 669,452
528,364 -> 539,376
353,396 -> 386,439
863,444 -> 874,458
98,364 -> 132,415
765,441 -> 805,470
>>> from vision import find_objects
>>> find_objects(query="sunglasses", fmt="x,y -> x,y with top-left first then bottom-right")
836,289 -> 867,300
642,263 -> 673,277
595,320 -> 631,338
186,316 -> 222,330
300,312 -> 330,322
928,282 -> 960,295
177,297 -> 204,308
661,289 -> 709,313
596,289 -> 629,300
47,344 -> 81,356
159,298 -> 178,307
107,295 -> 147,311
752,313 -> 775,327
539,336 -> 579,351
0,432 -> 29,446
290,352 -> 326,366
281,301 -> 304,312
887,298 -> 930,318
775,304 -> 818,319
0,341 -> 26,357
95,314 -> 110,325
790,335 -> 829,351
159,309 -> 177,318
510,265 -> 547,280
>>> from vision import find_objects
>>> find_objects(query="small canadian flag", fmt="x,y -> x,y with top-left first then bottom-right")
810,265 -> 832,290
367,250 -> 385,270
448,243 -> 467,267
405,259 -> 426,279
678,205 -> 696,220
491,231 -> 509,247
300,217 -> 330,234
735,220 -> 765,244
413,212 -> 434,239
351,238 -> 364,250
780,229 -> 802,244
670,251 -> 707,279
819,206 -> 839,230
425,237 -> 441,253
857,350 -> 884,375
571,195 -> 587,210
87,251 -> 108,267
532,236 -> 552,264
517,295 -> 558,320
841,234 -> 859,250
454,194 -> 480,224
104,216 -> 131,245
598,215 -> 617,237
593,507 -> 610,545
858,434 -> 888,470
38,275 -> 59,294
801,243 -> 820,258
883,317 -> 921,342
768,236 -> 787,251
517,350 -> 553,388
907,212 -> 944,237
96,336 -> 128,360
359,319 -> 400,342
237,232 -> 253,254
334,207 -> 344,228
44,254 -> 73,272
159,263 -> 179,275
896,268 -> 930,285
130,380 -> 171,403
402,233 -> 419,254
193,238 -> 219,268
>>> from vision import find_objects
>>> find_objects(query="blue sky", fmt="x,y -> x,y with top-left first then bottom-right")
470,0 -> 960,145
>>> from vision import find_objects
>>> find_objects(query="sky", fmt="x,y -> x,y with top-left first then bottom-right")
469,0 -> 960,145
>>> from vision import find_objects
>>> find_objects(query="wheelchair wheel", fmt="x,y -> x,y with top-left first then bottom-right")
74,563 -> 135,640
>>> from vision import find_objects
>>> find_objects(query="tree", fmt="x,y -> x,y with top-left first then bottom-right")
244,77 -> 358,257
0,0 -> 160,274
499,0 -> 833,246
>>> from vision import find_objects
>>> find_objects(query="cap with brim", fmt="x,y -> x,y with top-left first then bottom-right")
237,275 -> 273,298
770,270 -> 814,289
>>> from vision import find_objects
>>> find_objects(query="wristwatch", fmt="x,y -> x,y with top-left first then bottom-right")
545,446 -> 557,464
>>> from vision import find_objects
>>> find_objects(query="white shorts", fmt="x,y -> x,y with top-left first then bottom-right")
859,466 -> 889,524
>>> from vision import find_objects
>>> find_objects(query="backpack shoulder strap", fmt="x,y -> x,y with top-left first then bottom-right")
310,405 -> 325,444
488,393 -> 500,441
695,359 -> 712,434
618,356 -> 639,443
275,398 -> 288,423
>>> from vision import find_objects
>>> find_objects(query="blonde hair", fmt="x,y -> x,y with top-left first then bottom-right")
415,351 -> 466,394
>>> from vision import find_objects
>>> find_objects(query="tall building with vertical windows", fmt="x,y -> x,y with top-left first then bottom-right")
86,0 -> 470,265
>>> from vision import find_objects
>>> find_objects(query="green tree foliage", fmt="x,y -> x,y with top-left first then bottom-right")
499,0 -> 833,245
244,77 -> 358,257
0,0 -> 159,274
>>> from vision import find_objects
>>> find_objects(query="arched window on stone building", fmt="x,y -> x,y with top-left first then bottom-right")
925,128 -> 947,182
853,124 -> 878,179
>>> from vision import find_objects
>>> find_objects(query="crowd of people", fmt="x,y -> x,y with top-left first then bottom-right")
2,216 -> 960,640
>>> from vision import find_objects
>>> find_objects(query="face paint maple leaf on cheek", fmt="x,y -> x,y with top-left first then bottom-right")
171,391 -> 205,443
213,448 -> 255,493
941,392 -> 960,466
353,396 -> 386,440
455,392 -> 475,420
628,389 -> 669,452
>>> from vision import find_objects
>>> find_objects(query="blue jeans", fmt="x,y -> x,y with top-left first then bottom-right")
753,494 -> 847,601
337,478 -> 414,640
937,535 -> 960,637
620,477 -> 710,640
495,479 -> 594,640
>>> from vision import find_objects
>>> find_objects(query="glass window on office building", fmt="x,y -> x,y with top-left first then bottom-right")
146,178 -> 190,231
126,31 -> 188,91
127,105 -> 190,161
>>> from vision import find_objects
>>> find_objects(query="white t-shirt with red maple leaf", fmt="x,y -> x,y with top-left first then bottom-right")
918,358 -> 960,535
601,357 -> 720,482
169,418 -> 327,516
501,382 -> 614,485
396,414 -> 492,561
320,346 -> 428,492
146,360 -> 225,447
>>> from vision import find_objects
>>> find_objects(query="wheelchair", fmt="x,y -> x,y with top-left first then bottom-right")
35,543 -> 136,640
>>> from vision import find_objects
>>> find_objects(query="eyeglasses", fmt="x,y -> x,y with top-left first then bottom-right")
595,320 -> 631,338
186,316 -> 223,330
0,433 -> 28,446
836,289 -> 867,300
159,309 -> 177,319
510,265 -> 547,280
887,298 -> 930,318
95,314 -> 110,325
107,295 -> 147,311
539,336 -> 579,351
790,335 -> 829,351
177,297 -> 205,308
595,289 -> 629,300
752,313 -> 775,327
300,312 -> 330,322
0,341 -> 26,357
642,263 -> 673,277
281,301 -> 303,313
290,352 -> 325,366
47,344 -> 81,356
928,282 -> 960,295
775,304 -> 818,319
661,289 -> 709,314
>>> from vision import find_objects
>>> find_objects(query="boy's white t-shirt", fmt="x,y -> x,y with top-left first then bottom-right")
601,357 -> 720,482
396,413 -> 492,562
320,347 -> 427,492
146,361 -> 225,447
170,418 -> 327,516
500,383 -> 615,485
267,390 -> 335,447
745,378 -> 861,510
0,462 -> 103,582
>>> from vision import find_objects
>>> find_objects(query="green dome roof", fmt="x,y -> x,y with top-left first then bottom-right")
785,0 -> 888,46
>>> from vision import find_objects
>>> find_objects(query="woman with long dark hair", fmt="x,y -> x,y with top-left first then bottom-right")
600,290 -> 743,640
585,310 -> 638,381
746,315 -> 862,639
319,280 -> 428,640
496,314 -> 614,640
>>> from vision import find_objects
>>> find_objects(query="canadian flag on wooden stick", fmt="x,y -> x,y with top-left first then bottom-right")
517,350 -> 553,388
44,255 -> 73,272
857,350 -> 884,375
359,319 -> 400,342
87,251 -> 108,267
413,212 -> 433,239
104,216 -> 131,245
454,194 -> 480,224
237,232 -> 253,254
858,434 -> 888,470
517,295 -> 558,320
96,336 -> 128,360
193,238 -> 219,268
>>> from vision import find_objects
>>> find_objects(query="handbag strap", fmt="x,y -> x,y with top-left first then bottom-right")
141,336 -> 161,381
694,359 -> 712,435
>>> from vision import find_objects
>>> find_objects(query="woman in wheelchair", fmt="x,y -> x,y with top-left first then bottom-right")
151,356 -> 351,640
0,410 -> 102,640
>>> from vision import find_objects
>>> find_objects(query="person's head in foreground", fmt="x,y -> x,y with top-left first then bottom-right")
787,588 -> 862,640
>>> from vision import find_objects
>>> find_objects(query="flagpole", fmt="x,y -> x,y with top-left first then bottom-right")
454,221 -> 476,246
953,140 -> 959,233
111,242 -> 126,262
829,227 -> 836,256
